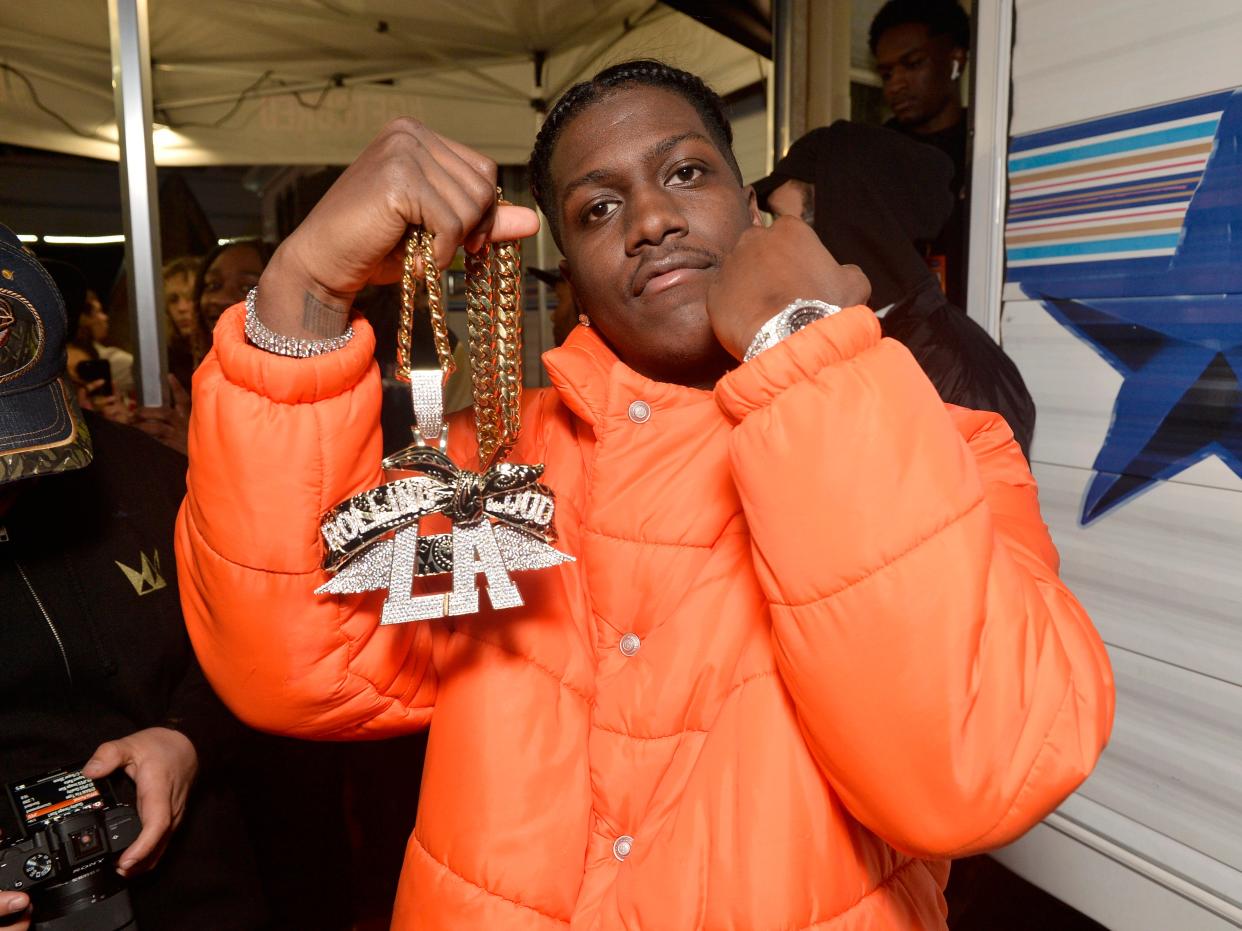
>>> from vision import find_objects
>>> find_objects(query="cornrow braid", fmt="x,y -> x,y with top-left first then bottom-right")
528,59 -> 742,245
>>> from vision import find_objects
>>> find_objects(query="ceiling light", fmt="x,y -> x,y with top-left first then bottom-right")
42,234 -> 126,245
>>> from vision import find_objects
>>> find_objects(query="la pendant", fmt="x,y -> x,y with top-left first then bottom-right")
315,373 -> 571,623
315,220 -> 569,622
315,441 -> 572,623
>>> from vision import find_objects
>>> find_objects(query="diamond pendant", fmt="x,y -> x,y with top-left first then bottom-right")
316,371 -> 571,622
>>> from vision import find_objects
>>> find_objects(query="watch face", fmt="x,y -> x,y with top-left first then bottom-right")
787,305 -> 827,333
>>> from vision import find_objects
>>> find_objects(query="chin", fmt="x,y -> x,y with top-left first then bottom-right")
646,327 -> 736,388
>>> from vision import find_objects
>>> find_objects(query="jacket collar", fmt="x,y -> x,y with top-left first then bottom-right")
542,325 -> 713,429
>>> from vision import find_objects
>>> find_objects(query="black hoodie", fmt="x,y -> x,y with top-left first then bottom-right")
754,121 -> 1035,458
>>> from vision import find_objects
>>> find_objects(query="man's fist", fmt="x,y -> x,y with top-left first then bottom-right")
258,118 -> 540,341
707,216 -> 871,360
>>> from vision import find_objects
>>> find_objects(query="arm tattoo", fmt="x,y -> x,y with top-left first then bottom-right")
301,291 -> 348,337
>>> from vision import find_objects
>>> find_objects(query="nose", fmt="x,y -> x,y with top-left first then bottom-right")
625,184 -> 688,255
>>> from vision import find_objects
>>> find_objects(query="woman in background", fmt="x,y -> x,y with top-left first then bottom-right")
195,238 -> 271,339
135,241 -> 271,453
163,255 -> 204,391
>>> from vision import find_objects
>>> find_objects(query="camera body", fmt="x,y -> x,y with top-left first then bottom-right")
0,767 -> 140,927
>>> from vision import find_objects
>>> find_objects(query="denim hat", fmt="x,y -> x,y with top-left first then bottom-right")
0,223 -> 92,485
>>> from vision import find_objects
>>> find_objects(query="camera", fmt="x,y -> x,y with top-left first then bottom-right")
0,767 -> 141,930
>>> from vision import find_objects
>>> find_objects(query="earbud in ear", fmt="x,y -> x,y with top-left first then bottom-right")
950,60 -> 962,81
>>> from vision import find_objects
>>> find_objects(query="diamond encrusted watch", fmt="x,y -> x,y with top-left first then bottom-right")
742,298 -> 842,362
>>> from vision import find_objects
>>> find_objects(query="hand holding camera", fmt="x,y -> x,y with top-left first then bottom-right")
0,890 -> 30,931
0,727 -> 196,929
81,728 -> 198,879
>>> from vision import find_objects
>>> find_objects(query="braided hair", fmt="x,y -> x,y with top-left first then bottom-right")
528,59 -> 742,245
868,0 -> 970,54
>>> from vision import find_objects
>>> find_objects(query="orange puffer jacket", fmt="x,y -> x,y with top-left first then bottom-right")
177,302 -> 1114,931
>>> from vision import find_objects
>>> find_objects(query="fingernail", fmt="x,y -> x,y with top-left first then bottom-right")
118,858 -> 135,871
9,896 -> 28,912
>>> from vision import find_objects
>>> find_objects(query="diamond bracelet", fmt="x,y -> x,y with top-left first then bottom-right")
244,286 -> 355,358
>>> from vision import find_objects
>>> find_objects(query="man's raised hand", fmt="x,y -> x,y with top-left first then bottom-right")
256,119 -> 540,340
707,216 -> 871,360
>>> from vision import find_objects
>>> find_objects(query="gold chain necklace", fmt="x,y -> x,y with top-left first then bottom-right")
315,190 -> 572,622
396,191 -> 522,468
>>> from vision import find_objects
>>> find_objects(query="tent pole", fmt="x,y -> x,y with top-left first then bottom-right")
771,0 -> 794,166
964,0 -> 1014,337
534,109 -> 552,388
108,0 -> 165,406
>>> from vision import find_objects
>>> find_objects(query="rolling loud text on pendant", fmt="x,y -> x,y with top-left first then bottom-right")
314,197 -> 572,621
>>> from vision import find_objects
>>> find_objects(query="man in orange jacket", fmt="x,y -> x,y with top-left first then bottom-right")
176,60 -> 1114,930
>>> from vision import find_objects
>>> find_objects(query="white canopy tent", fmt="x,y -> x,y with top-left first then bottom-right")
0,0 -> 767,167
0,0 -> 771,402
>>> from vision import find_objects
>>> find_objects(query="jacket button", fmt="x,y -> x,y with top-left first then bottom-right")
627,400 -> 651,424
619,633 -> 641,656
613,835 -> 634,861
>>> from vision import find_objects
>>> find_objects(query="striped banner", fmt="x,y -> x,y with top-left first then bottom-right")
1006,93 -> 1230,272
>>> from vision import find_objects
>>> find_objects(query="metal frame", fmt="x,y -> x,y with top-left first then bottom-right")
964,0 -> 1014,338
771,0 -> 793,166
108,0 -> 165,406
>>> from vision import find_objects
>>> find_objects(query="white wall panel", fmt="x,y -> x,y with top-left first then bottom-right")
1003,299 -> 1119,471
1078,647 -> 1242,871
1000,1 -> 1242,921
996,818 -> 1242,930
1012,0 -> 1242,135
1033,460 -> 1242,688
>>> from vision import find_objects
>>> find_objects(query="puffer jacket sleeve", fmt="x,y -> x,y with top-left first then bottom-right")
714,305 -> 1114,859
175,304 -> 438,740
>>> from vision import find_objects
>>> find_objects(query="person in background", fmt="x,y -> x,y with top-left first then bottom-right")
195,238 -> 271,337
753,120 -> 1036,458
528,266 -> 580,347
163,255 -> 205,392
0,224 -> 268,931
871,0 -> 971,307
84,289 -> 135,400
132,243 -> 270,455
43,260 -> 134,428
46,259 -> 136,404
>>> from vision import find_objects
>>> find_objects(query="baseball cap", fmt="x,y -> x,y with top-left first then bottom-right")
526,266 -> 563,287
0,224 -> 92,485
750,130 -> 823,214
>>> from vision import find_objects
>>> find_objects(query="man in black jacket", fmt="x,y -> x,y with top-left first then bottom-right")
871,0 -> 972,307
0,226 -> 266,930
753,121 -> 1036,459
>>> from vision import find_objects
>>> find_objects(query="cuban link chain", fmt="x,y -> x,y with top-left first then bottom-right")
316,188 -> 570,622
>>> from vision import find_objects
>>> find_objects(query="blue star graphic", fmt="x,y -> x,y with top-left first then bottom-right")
1015,88 -> 1242,524
1041,296 -> 1242,523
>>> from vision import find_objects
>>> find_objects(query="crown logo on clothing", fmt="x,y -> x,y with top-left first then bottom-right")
115,550 -> 166,596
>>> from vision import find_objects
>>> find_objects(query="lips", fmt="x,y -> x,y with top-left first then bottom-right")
632,250 -> 715,297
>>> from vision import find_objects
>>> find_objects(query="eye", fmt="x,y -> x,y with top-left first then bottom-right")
583,200 -> 618,222
670,163 -> 704,185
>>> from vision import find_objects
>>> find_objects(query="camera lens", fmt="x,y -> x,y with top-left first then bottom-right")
29,865 -> 135,931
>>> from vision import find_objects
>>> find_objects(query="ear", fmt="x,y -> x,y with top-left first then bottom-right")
744,185 -> 764,227
558,258 -> 573,288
